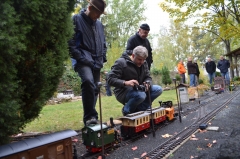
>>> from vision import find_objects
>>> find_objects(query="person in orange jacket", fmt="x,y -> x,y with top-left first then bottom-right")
177,59 -> 186,83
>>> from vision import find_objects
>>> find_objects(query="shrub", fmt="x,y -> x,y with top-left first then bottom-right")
151,68 -> 161,75
175,74 -> 181,81
161,66 -> 172,86
233,76 -> 240,81
216,72 -> 221,77
199,79 -> 204,84
0,0 -> 75,145
58,69 -> 81,95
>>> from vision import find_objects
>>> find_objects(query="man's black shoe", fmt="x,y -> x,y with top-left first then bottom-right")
85,117 -> 98,126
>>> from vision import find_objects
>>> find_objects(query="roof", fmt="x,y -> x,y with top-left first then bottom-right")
176,83 -> 189,88
0,129 -> 77,157
147,107 -> 166,113
85,124 -> 108,131
225,47 -> 240,57
120,111 -> 150,120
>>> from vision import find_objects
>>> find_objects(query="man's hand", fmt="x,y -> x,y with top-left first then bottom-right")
143,81 -> 150,92
124,80 -> 139,87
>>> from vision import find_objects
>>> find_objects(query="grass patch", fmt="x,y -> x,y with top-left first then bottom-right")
23,89 -> 177,133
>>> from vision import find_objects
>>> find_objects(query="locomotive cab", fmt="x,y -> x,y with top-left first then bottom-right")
165,107 -> 175,121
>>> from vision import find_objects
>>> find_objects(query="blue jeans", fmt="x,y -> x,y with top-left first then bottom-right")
75,65 -> 100,124
221,72 -> 230,85
189,74 -> 196,87
208,72 -> 215,85
105,83 -> 112,96
123,85 -> 162,114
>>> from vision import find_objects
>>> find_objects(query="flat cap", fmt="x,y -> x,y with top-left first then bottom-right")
140,23 -> 150,31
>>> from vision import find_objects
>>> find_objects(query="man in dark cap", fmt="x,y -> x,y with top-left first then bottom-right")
126,23 -> 153,70
68,0 -> 107,126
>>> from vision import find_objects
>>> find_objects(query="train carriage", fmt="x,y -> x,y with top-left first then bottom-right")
120,111 -> 150,137
0,129 -> 77,159
147,107 -> 166,124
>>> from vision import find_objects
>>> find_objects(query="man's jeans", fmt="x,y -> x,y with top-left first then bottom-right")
76,65 -> 100,124
189,74 -> 196,87
105,83 -> 112,96
123,85 -> 162,114
221,72 -> 230,85
208,72 -> 215,85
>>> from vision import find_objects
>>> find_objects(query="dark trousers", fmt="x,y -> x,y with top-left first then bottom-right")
76,65 -> 100,124
180,73 -> 186,84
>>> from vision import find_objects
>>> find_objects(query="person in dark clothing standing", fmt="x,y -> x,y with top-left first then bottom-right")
68,0 -> 107,126
205,57 -> 216,85
217,56 -> 230,85
126,24 -> 153,70
107,46 -> 162,116
194,59 -> 200,86
187,57 -> 197,87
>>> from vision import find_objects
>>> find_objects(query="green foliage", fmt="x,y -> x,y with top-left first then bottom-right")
175,74 -> 181,81
103,41 -> 125,70
159,0 -> 240,54
0,0 -> 74,145
161,66 -> 172,86
233,76 -> 240,81
151,68 -> 162,75
216,72 -> 221,77
58,69 -> 81,95
102,0 -> 146,49
199,79 -> 204,84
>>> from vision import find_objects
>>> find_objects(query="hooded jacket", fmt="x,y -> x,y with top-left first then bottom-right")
68,9 -> 107,70
177,62 -> 186,74
107,52 -> 152,104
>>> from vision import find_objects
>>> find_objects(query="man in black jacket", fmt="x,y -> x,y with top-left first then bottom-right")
217,56 -> 230,85
194,59 -> 200,86
126,24 -> 153,70
187,57 -> 197,87
68,0 -> 107,126
205,57 -> 216,85
107,46 -> 162,116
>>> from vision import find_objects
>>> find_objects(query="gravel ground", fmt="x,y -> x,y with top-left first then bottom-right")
172,90 -> 240,159
74,88 -> 240,159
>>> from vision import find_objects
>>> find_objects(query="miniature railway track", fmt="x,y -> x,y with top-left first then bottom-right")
79,91 -> 228,158
140,89 -> 240,159
180,92 -> 226,117
79,122 -> 169,159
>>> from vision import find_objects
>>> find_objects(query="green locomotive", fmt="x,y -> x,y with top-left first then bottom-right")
82,123 -> 119,153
